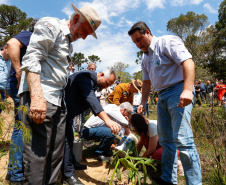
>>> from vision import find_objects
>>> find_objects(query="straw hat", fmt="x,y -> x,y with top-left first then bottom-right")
131,79 -> 143,92
71,4 -> 101,39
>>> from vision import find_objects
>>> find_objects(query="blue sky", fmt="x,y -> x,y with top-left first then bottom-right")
1,0 -> 222,75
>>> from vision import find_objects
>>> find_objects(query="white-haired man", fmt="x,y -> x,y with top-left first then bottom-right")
18,4 -> 113,185
62,69 -> 121,185
82,102 -> 133,161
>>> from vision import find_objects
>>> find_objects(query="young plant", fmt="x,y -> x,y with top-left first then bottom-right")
108,140 -> 160,185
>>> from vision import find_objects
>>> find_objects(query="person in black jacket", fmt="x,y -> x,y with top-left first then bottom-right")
62,69 -> 121,185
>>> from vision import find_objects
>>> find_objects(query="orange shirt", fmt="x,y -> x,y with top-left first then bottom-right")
108,83 -> 133,106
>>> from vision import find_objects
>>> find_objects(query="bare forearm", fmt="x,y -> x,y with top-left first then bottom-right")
97,111 -> 111,123
182,59 -> 195,92
27,72 -> 43,97
141,80 -> 151,106
7,38 -> 23,74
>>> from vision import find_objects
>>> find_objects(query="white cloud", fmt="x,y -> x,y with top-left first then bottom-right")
191,0 -> 203,5
0,0 -> 10,5
61,4 -> 74,18
77,0 -> 140,24
204,3 -> 218,14
145,0 -> 166,11
170,0 -> 203,6
71,29 -> 139,74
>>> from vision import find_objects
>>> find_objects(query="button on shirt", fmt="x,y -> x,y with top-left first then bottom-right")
0,53 -> 11,90
142,35 -> 192,92
84,104 -> 128,129
18,17 -> 73,106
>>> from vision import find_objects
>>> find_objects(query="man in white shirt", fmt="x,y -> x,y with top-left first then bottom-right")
18,4 -> 105,185
128,21 -> 201,185
132,90 -> 142,114
82,102 -> 133,161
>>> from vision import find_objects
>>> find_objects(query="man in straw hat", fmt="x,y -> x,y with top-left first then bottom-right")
18,4 -> 108,185
108,79 -> 143,106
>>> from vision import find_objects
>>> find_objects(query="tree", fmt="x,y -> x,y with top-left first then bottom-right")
109,62 -> 130,82
132,70 -> 143,81
71,52 -> 88,71
167,11 -> 209,64
135,51 -> 143,65
0,4 -> 33,46
88,55 -> 101,64
211,0 -> 226,79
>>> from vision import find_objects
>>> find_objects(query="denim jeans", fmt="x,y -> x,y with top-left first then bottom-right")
157,81 -> 202,185
7,81 -> 24,181
132,105 -> 138,114
82,126 -> 116,155
144,102 -> 149,116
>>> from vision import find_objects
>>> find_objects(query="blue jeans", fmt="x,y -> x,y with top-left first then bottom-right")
82,126 -> 116,155
132,105 -> 138,114
7,81 -> 24,181
144,102 -> 149,116
157,81 -> 202,185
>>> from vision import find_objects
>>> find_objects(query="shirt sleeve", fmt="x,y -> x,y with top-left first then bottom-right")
142,55 -> 150,81
162,35 -> 192,66
79,75 -> 103,115
20,18 -> 59,74
148,122 -> 157,137
14,31 -> 32,47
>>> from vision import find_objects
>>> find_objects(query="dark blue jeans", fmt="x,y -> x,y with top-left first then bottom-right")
7,81 -> 24,181
144,102 -> 149,116
82,126 -> 116,156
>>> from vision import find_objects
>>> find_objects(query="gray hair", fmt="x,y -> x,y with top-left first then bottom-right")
102,69 -> 116,80
119,102 -> 133,113
69,11 -> 85,22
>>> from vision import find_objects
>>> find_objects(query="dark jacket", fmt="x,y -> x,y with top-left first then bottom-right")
65,70 -> 103,121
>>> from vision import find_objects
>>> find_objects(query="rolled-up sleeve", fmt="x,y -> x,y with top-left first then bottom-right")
20,18 -> 59,74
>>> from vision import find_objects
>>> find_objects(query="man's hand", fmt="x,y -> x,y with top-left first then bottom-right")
16,70 -> 22,88
137,104 -> 145,113
177,90 -> 193,108
30,95 -> 47,124
105,119 -> 121,135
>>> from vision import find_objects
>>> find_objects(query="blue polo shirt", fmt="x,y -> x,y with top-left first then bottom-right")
8,31 -> 32,83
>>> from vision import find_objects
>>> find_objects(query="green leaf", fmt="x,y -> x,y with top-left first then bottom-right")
109,161 -> 120,185
120,158 -> 137,171
116,162 -> 121,181
142,163 -> 147,184
108,155 -> 118,174
136,172 -> 141,185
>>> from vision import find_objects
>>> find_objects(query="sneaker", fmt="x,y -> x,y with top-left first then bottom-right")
95,155 -> 111,162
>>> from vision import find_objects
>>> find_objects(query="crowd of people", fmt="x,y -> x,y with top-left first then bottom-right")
0,3 -> 216,185
194,78 -> 226,111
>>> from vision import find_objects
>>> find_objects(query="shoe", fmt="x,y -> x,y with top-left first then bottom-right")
74,161 -> 87,170
5,173 -> 11,180
153,177 -> 176,185
9,181 -> 24,185
63,176 -> 84,185
95,155 -> 111,162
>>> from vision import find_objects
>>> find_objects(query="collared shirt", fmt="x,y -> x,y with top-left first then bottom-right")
84,104 -> 128,129
133,91 -> 142,106
142,35 -> 192,92
19,17 -> 73,106
0,53 -> 11,90
108,83 -> 133,106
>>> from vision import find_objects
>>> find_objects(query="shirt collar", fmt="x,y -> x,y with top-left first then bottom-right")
149,35 -> 157,52
60,19 -> 71,38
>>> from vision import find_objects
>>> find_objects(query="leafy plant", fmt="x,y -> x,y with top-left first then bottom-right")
108,140 -> 159,185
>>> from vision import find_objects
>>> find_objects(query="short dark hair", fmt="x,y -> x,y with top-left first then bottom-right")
0,43 -> 7,51
27,19 -> 39,32
128,21 -> 152,36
